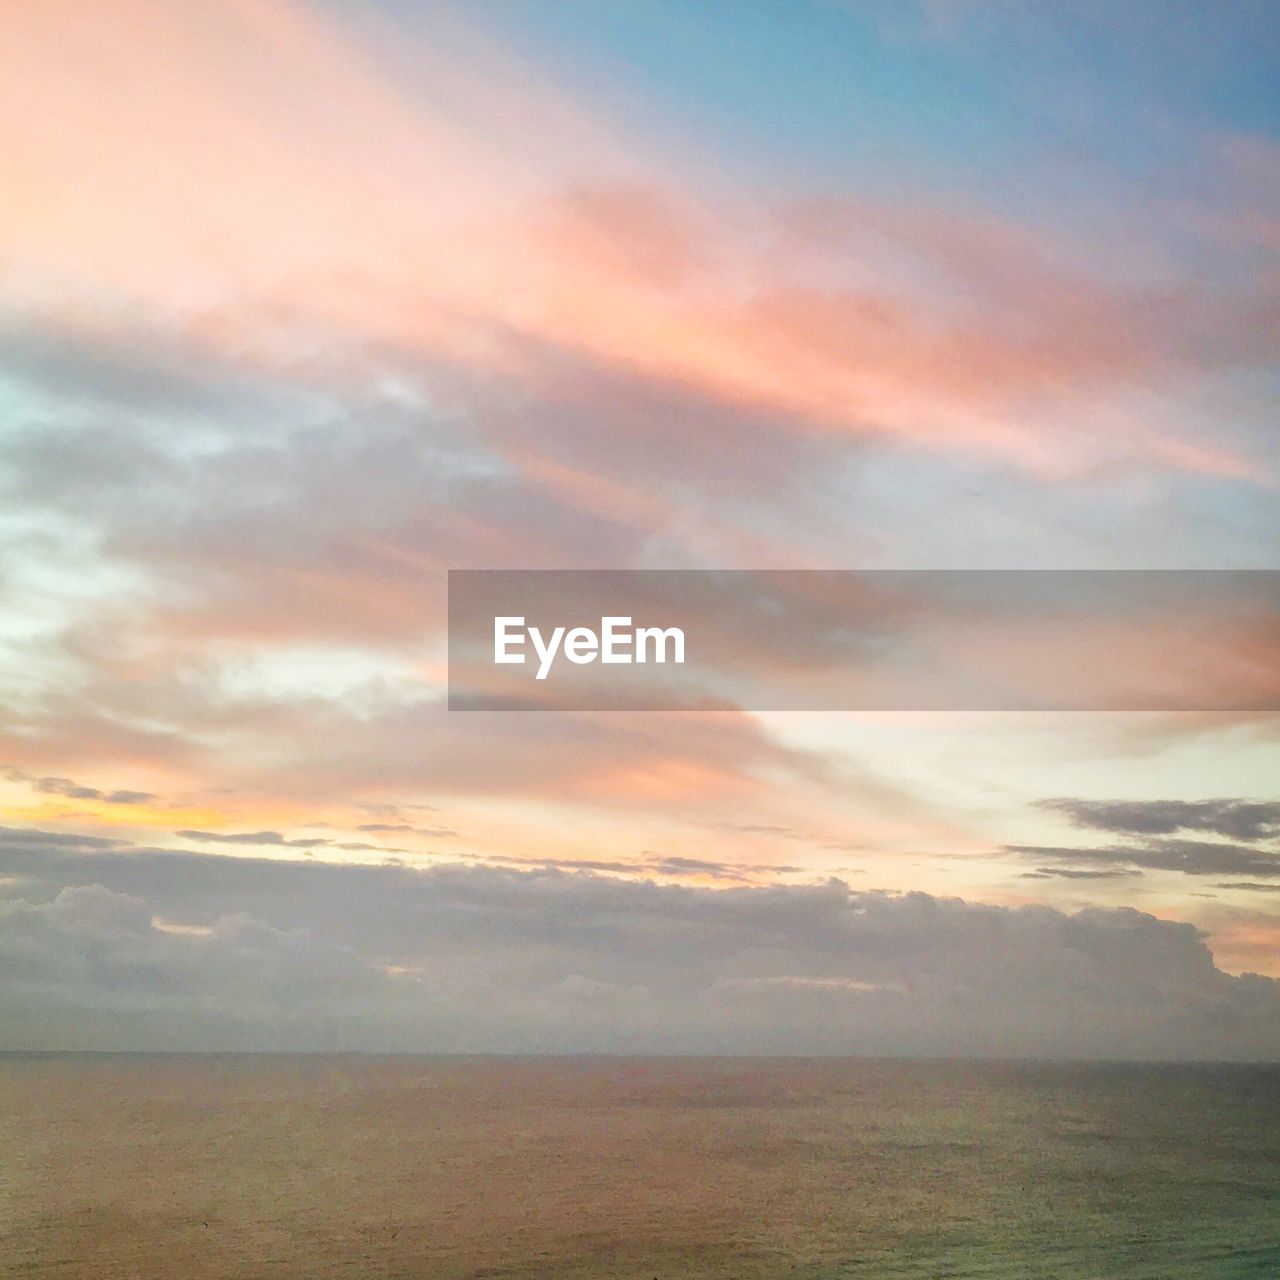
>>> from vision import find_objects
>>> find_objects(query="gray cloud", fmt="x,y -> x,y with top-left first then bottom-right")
0,826 -> 124,852
4,768 -> 157,807
174,830 -> 423,859
0,885 -> 413,1053
1007,840 -> 1280,879
177,830 -> 331,850
1023,867 -> 1140,881
1040,798 -> 1280,842
1014,796 -> 1280,885
1,831 -> 1277,1059
463,852 -> 803,883
644,854 -> 795,881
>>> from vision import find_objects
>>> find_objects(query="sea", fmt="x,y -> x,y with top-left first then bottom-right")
2,1054 -> 1277,1277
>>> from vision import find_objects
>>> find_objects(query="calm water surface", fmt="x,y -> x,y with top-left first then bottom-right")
1,1055 -> 1277,1278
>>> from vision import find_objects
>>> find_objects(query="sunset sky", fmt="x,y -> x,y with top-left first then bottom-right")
2,0 -> 1278,1055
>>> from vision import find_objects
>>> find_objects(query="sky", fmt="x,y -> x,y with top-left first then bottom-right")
1,0 -> 1278,1057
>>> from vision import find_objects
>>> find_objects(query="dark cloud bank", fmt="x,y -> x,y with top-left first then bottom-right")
1013,798 -> 1280,884
1,827 -> 1277,1060
1041,798 -> 1280,842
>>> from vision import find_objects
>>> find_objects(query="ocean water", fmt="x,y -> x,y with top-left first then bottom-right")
1,1055 -> 1277,1278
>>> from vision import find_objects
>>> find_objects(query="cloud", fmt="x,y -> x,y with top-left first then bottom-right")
176,829 -> 330,849
3,0 -> 1274,495
0,0 -> 1276,860
4,768 -> 157,806
0,826 -> 124,853
453,851 -> 803,884
646,855 -> 789,881
1017,796 -> 1280,884
0,885 -> 415,1052
1041,798 -> 1280,841
1007,840 -> 1280,879
1,833 -> 1277,1058
174,829 -> 428,858
0,0 -> 1277,1062
1022,867 -> 1140,881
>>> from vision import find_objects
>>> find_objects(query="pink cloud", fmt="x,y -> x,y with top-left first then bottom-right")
3,0 -> 1274,487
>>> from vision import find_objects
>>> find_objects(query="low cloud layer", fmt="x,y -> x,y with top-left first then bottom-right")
1,829 -> 1277,1060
